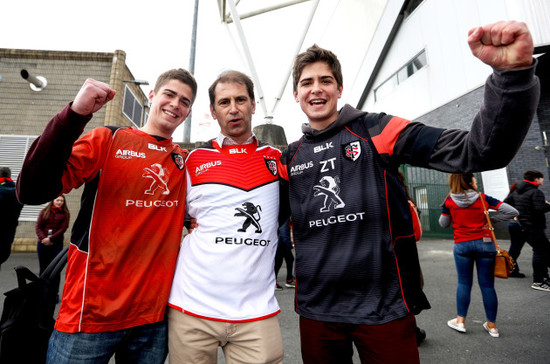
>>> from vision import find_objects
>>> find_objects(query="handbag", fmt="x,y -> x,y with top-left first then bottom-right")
0,244 -> 68,364
479,193 -> 515,278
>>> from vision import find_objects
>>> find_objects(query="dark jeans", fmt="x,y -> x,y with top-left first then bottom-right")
37,241 -> 63,296
508,222 -> 527,271
274,244 -> 294,281
299,315 -> 419,364
525,230 -> 550,283
47,320 -> 168,364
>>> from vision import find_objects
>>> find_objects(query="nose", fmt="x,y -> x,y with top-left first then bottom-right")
229,100 -> 239,113
311,80 -> 322,94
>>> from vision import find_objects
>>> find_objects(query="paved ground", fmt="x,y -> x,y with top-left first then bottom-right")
1,238 -> 548,363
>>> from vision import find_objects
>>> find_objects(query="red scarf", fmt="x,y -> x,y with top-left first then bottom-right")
0,177 -> 13,184
51,206 -> 62,213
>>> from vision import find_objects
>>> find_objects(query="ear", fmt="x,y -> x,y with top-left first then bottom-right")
251,100 -> 256,114
148,90 -> 154,103
338,85 -> 343,98
293,90 -> 299,103
210,104 -> 217,120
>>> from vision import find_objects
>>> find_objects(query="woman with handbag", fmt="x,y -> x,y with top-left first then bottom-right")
439,173 -> 518,338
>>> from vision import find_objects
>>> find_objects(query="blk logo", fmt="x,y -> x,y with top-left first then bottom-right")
142,163 -> 170,195
234,202 -> 262,233
313,176 -> 345,212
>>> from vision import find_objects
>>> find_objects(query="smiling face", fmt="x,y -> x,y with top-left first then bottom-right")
142,79 -> 193,139
53,195 -> 65,208
210,81 -> 255,144
294,61 -> 343,130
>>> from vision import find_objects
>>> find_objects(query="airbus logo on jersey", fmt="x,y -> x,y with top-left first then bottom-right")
195,160 -> 222,176
313,176 -> 345,212
229,147 -> 247,154
234,202 -> 262,233
314,142 -> 334,153
343,141 -> 361,161
290,161 -> 314,176
148,143 -> 167,152
115,149 -> 146,159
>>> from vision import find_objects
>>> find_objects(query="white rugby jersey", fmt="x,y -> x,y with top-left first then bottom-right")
168,139 -> 281,322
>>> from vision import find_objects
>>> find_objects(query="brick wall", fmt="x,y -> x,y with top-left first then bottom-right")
1,48 -> 148,252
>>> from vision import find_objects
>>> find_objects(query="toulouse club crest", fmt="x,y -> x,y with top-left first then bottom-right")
171,153 -> 185,170
264,158 -> 277,176
343,141 -> 361,161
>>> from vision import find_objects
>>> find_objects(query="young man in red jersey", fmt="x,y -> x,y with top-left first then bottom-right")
17,69 -> 196,364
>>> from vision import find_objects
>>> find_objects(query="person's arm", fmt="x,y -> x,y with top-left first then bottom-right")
278,149 -> 291,226
388,21 -> 539,173
17,79 -> 115,205
35,209 -> 46,241
490,202 -> 519,224
531,190 -> 550,214
439,201 -> 452,228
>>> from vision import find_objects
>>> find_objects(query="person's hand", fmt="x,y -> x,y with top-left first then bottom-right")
41,237 -> 53,246
188,217 -> 198,233
71,78 -> 116,116
468,20 -> 533,70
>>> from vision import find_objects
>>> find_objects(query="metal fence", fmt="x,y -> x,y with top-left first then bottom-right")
400,165 -> 483,238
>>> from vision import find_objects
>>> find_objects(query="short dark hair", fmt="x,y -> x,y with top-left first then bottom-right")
208,70 -> 255,107
154,69 -> 198,105
292,44 -> 343,92
0,167 -> 11,178
524,170 -> 544,181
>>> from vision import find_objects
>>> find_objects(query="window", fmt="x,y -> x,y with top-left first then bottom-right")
122,85 -> 144,127
0,134 -> 47,221
374,50 -> 427,101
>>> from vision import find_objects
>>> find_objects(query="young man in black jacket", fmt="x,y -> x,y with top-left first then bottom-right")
504,170 -> 550,291
280,20 -> 539,363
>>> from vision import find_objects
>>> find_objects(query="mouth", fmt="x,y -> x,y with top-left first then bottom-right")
309,99 -> 326,106
163,109 -> 179,118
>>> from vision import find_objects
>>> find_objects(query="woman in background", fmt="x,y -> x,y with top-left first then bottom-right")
36,195 -> 69,301
440,173 -> 517,338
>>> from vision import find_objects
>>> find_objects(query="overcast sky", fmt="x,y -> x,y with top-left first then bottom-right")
1,0 -> 385,143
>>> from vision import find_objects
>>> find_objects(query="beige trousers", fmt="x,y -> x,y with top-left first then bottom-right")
168,308 -> 284,364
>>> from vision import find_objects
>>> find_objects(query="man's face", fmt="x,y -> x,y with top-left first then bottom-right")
293,61 -> 342,130
211,82 -> 255,144
536,177 -> 544,186
147,79 -> 193,138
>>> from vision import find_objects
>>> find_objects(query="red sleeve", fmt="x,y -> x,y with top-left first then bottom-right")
60,127 -> 112,193
409,201 -> 423,241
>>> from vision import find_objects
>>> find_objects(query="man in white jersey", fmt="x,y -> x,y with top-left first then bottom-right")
167,70 -> 284,364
